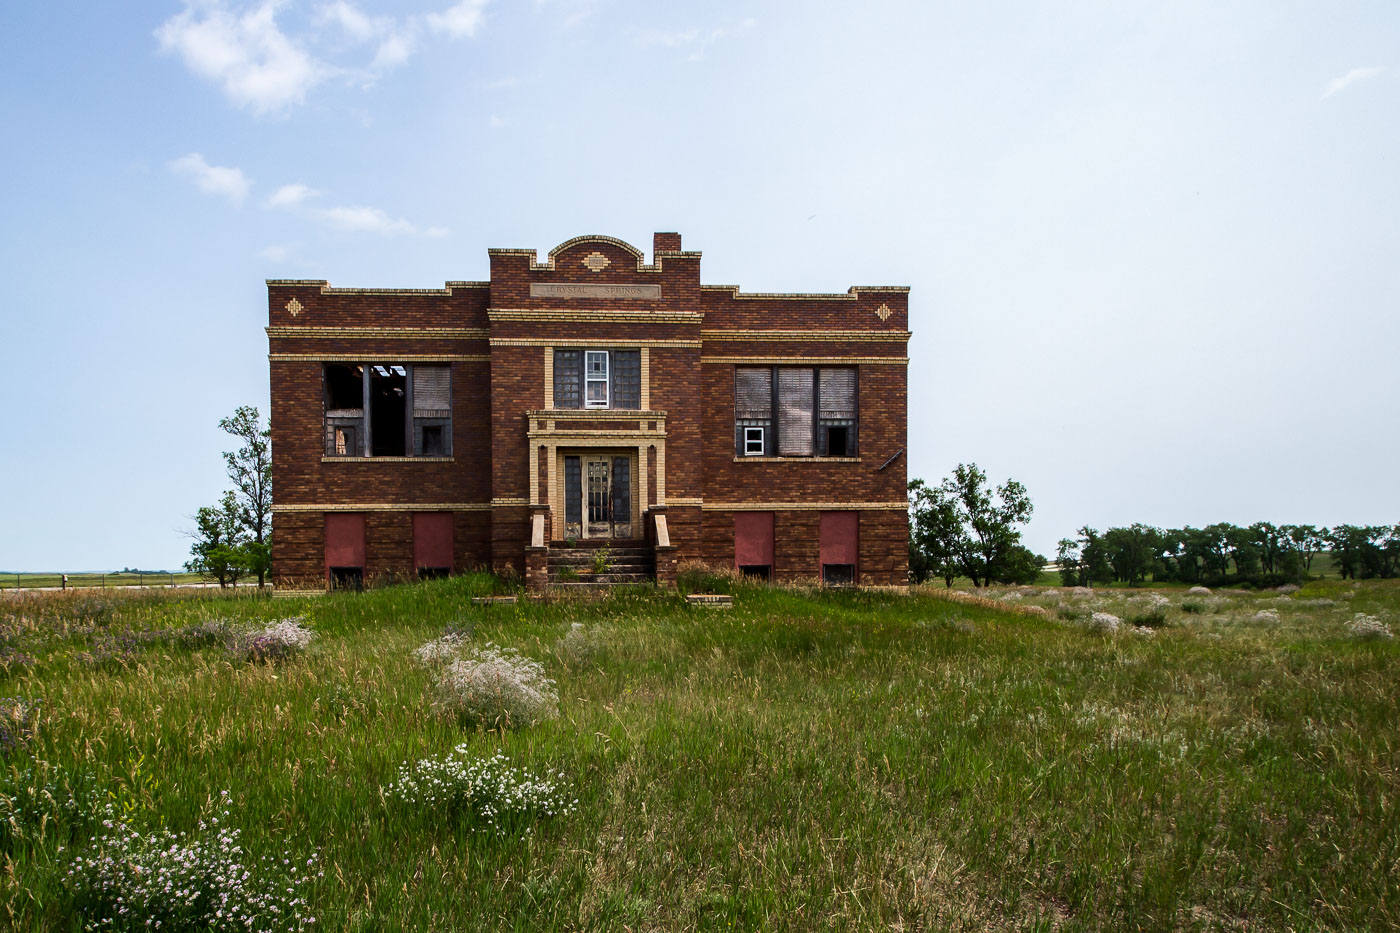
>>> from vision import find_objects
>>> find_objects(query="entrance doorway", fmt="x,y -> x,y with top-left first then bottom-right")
564,454 -> 633,539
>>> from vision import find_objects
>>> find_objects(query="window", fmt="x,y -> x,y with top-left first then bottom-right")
739,565 -> 771,580
323,363 -> 451,458
822,564 -> 855,586
733,366 -> 857,457
553,348 -> 641,410
585,351 -> 609,408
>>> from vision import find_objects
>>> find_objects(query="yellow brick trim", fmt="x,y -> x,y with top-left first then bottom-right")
492,497 -> 529,507
267,327 -> 488,338
701,501 -> 908,511
701,356 -> 908,365
269,354 -> 489,362
266,280 -> 489,294
731,457 -> 862,463
272,502 -> 491,512
526,409 -> 666,420
701,285 -> 910,300
321,456 -> 455,463
490,309 -> 703,324
640,347 -> 650,410
488,235 -> 701,272
492,338 -> 701,348
666,497 -> 703,507
543,347 -> 554,410
701,330 -> 911,342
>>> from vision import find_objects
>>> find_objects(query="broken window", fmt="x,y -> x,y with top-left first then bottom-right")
552,348 -> 640,410
733,365 -> 857,457
370,364 -> 407,456
324,364 -> 365,457
324,362 -> 451,458
818,368 -> 857,456
822,564 -> 855,586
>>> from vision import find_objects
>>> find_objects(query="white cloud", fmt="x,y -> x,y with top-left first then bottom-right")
314,205 -> 419,234
168,153 -> 252,204
265,183 -> 318,208
316,0 -> 378,42
371,28 -> 418,70
426,0 -> 488,38
155,2 -> 324,114
632,18 -> 755,61
1322,66 -> 1386,99
489,113 -> 505,127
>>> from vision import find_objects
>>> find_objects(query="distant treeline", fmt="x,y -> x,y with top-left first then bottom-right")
1056,523 -> 1400,588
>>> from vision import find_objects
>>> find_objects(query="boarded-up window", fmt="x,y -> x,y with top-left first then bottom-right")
820,511 -> 858,584
413,366 -> 451,415
554,350 -> 581,409
325,513 -> 365,588
777,368 -> 815,456
611,351 -> 641,409
734,367 -> 773,456
734,512 -> 775,572
818,367 -> 857,456
413,512 -> 453,576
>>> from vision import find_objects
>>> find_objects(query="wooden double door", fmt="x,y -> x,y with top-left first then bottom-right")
563,454 -> 634,540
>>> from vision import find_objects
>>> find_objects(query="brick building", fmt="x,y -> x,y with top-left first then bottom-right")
266,232 -> 910,591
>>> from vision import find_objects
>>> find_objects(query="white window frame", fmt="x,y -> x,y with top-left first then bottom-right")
743,426 -> 765,456
585,350 -> 610,409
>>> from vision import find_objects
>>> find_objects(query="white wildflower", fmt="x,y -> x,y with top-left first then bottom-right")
435,643 -> 558,728
1347,613 -> 1393,641
412,633 -> 467,668
1086,612 -> 1121,634
1187,586 -> 1212,596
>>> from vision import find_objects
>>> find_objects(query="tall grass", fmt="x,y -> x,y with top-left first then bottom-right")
1,573 -> 1396,930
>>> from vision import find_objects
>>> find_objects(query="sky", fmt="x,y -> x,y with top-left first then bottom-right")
1,0 -> 1397,571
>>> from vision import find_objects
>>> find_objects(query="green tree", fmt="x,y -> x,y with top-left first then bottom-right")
990,544 -> 1046,585
1103,524 -> 1162,586
184,491 -> 250,587
219,406 -> 273,588
1056,538 -> 1081,587
908,478 -> 961,587
916,464 -> 1034,587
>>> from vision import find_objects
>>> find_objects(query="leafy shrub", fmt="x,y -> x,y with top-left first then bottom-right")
387,748 -> 577,833
435,644 -> 558,728
676,560 -> 741,595
227,617 -> 315,663
1180,599 -> 1207,614
1056,605 -> 1088,622
0,697 -> 40,755
1086,612 -> 1121,634
1347,613 -> 1394,641
1128,593 -> 1170,628
64,793 -> 320,932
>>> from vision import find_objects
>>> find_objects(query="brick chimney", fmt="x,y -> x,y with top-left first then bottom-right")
653,232 -> 682,254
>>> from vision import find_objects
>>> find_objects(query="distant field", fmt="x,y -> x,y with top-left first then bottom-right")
0,571 -> 217,590
1,574 -> 1396,930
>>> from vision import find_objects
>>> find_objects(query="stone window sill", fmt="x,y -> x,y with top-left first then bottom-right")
732,456 -> 862,463
322,456 -> 455,463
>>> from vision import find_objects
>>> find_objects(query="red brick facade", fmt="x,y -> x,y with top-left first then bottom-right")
267,233 -> 910,591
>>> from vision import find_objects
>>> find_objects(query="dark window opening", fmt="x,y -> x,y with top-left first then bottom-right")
370,364 -> 407,456
826,425 -> 849,457
334,426 -> 357,457
822,563 -> 855,586
739,565 -> 771,580
329,566 -> 364,590
325,364 -> 363,409
417,566 -> 450,580
420,425 -> 444,457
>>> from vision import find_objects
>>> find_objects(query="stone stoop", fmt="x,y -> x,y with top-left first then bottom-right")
547,542 -> 656,588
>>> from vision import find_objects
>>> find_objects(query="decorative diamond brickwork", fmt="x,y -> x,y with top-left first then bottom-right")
286,298 -> 304,317
875,303 -> 892,321
582,251 -> 611,273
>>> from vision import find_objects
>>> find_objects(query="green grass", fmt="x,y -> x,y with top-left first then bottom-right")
1,575 -> 1397,930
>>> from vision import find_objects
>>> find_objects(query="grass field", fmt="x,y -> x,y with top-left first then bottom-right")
0,571 -> 215,590
1,574 -> 1396,930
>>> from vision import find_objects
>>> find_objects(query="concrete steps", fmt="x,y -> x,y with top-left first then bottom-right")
547,543 -> 655,586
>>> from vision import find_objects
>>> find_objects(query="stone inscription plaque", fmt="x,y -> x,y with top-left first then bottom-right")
531,283 -> 661,299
